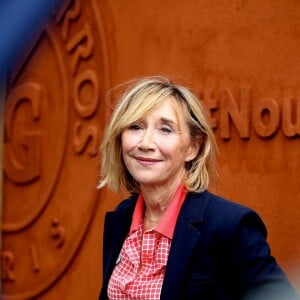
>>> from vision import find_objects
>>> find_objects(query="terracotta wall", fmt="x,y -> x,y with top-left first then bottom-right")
2,0 -> 300,298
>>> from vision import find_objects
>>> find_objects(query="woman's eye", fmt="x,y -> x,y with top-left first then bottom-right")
128,124 -> 142,130
160,126 -> 172,133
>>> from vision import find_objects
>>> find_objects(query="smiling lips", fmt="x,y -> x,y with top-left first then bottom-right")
134,156 -> 162,166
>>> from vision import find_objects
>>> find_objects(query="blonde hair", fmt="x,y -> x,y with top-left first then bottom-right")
98,76 -> 217,193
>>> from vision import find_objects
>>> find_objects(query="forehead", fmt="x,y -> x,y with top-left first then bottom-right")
149,98 -> 186,120
134,95 -> 187,118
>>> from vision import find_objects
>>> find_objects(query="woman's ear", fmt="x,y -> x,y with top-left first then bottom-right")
185,135 -> 202,162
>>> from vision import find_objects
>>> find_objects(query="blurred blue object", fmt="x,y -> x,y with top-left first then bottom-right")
0,0 -> 61,75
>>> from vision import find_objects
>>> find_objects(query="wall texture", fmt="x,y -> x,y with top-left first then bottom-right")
2,0 -> 300,298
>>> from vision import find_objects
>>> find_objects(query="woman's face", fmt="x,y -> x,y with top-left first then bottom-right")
121,97 -> 199,190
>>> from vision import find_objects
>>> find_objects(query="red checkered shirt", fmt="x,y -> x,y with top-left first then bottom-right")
107,184 -> 187,300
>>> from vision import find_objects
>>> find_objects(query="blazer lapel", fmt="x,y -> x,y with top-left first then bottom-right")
102,198 -> 136,288
160,191 -> 210,300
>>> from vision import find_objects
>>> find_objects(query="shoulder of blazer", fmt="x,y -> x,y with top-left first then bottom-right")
181,190 -> 267,238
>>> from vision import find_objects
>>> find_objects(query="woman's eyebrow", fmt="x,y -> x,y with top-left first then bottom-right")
159,117 -> 179,128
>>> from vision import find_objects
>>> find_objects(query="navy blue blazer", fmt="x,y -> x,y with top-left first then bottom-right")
99,191 -> 299,300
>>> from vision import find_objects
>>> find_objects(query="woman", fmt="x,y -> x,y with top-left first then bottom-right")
98,76 -> 298,300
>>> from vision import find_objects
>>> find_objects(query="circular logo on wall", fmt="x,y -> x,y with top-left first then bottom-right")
2,0 -> 109,298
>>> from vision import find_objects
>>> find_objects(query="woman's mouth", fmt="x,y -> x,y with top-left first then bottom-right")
135,156 -> 162,166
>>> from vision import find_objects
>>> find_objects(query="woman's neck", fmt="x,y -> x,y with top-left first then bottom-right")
141,181 -> 182,220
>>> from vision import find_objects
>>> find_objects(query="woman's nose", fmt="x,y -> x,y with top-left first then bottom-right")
138,128 -> 155,150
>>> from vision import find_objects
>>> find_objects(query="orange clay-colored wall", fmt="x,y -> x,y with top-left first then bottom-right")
2,0 -> 300,298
